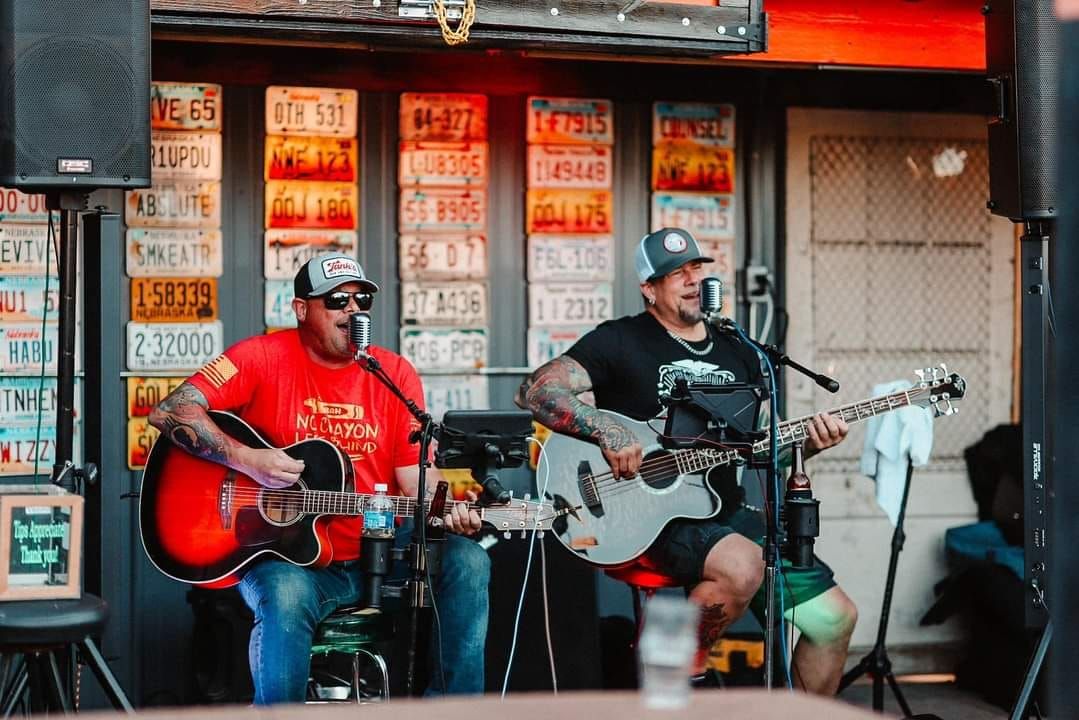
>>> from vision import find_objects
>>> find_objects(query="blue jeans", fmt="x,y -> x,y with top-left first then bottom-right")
238,527 -> 490,704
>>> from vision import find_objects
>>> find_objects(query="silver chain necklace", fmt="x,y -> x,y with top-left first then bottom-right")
666,329 -> 713,356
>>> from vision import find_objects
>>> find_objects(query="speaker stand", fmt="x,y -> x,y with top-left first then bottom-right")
837,460 -> 917,717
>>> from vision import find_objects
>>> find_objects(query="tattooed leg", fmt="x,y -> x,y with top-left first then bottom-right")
698,602 -> 732,649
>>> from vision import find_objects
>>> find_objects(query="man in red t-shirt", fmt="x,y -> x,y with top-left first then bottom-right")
150,253 -> 489,703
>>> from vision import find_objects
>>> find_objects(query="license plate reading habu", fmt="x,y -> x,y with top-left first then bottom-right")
400,281 -> 487,326
0,323 -> 60,374
126,322 -> 223,371
399,142 -> 488,187
527,96 -> 614,145
264,229 -> 357,280
400,93 -> 488,142
0,276 -> 58,322
130,278 -> 218,323
400,327 -> 488,371
527,235 -> 613,283
528,282 -> 613,327
651,192 -> 735,240
127,377 -> 185,417
125,182 -> 221,229
399,189 -> 486,232
151,82 -> 222,131
527,145 -> 612,189
526,189 -> 612,235
265,86 -> 358,137
652,102 -> 735,147
126,228 -> 223,278
652,142 -> 735,193
398,235 -> 487,280
264,136 -> 358,183
0,189 -> 55,224
265,181 -> 358,230
151,131 -> 222,181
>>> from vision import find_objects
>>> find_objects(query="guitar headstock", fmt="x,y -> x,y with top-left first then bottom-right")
480,497 -> 558,537
911,364 -> 966,417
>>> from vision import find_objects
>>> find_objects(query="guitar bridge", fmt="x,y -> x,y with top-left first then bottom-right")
219,474 -> 234,530
577,461 -> 604,515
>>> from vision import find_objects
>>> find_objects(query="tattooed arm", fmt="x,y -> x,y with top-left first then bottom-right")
515,356 -> 642,479
148,382 -> 304,489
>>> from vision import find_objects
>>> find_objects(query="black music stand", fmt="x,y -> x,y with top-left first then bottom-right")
837,457 -> 919,716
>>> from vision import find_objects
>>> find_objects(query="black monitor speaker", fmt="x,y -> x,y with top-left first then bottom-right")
985,0 -> 1058,221
0,0 -> 151,191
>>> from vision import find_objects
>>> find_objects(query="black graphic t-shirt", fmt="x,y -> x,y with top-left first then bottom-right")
566,311 -> 763,421
566,311 -> 764,508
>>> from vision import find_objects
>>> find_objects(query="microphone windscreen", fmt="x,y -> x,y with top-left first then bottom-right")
349,312 -> 371,352
699,276 -> 723,316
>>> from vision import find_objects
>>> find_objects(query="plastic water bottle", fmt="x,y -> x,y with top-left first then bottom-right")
363,483 -> 395,539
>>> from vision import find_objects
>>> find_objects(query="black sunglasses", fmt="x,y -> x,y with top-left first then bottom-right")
320,291 -> 374,311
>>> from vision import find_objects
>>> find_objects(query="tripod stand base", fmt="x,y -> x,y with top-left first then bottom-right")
838,648 -> 913,717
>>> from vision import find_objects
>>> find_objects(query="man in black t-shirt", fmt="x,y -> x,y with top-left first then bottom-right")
517,227 -> 857,695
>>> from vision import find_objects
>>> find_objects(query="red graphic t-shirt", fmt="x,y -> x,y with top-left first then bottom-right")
187,329 -> 424,561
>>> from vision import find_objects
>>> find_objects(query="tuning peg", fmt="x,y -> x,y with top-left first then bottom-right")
915,369 -> 926,382
503,531 -> 511,539
523,492 -> 531,500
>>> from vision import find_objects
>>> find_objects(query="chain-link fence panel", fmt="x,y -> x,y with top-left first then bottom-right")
807,137 -> 998,472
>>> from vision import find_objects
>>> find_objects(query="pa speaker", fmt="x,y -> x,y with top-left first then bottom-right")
0,0 -> 151,191
985,0 -> 1058,221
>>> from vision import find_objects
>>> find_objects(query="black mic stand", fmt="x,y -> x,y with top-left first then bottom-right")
353,347 -> 440,698
706,313 -> 837,690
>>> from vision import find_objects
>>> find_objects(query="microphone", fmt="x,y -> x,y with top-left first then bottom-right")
349,311 -> 371,358
699,276 -> 723,317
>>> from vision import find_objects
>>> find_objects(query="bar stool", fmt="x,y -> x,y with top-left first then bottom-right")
0,594 -> 133,714
605,561 -> 682,641
307,606 -> 392,703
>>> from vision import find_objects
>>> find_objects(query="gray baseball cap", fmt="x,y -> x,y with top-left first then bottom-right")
635,228 -> 714,283
294,252 -> 380,298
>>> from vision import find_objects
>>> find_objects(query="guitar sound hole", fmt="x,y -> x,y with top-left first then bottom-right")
259,489 -> 303,525
640,450 -> 679,490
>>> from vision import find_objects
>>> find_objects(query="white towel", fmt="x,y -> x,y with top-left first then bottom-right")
859,379 -> 935,527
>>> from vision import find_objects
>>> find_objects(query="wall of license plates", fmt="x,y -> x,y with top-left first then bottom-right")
0,189 -> 80,476
397,93 -> 490,421
263,85 -> 360,331
525,97 -> 616,370
651,102 -> 738,307
123,82 -> 225,470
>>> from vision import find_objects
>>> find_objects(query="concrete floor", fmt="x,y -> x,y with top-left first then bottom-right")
839,678 -> 1027,719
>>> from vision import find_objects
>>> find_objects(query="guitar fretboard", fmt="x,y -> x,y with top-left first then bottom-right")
672,389 -> 914,475
295,493 -> 462,518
